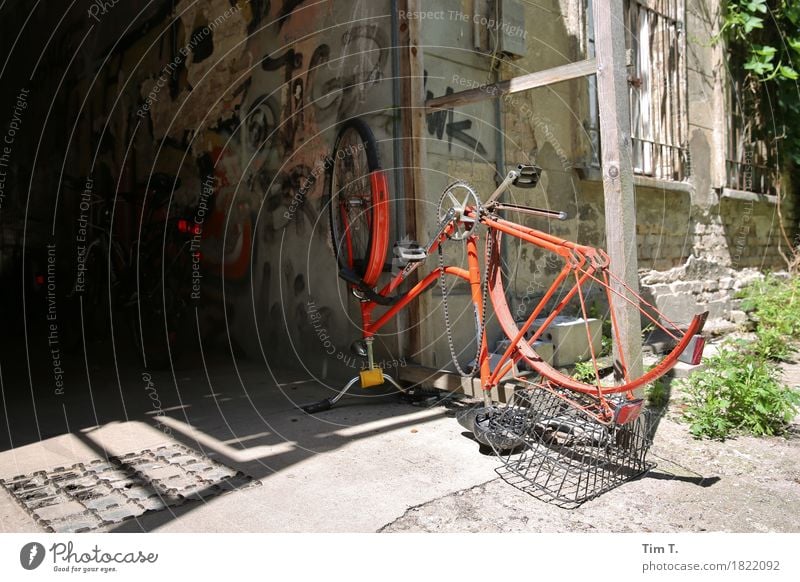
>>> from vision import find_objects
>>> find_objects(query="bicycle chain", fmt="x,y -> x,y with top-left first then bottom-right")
437,204 -> 494,378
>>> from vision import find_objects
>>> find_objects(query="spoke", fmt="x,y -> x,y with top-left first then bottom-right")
448,191 -> 460,208
462,192 -> 471,209
576,265 -> 681,340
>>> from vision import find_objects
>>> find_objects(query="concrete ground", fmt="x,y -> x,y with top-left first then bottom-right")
1,341 -> 799,533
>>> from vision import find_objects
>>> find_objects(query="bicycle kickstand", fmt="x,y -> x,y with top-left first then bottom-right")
300,338 -> 405,414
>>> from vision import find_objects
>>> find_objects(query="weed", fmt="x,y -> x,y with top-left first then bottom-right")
572,360 -> 598,383
680,347 -> 800,440
737,275 -> 800,334
681,275 -> 800,439
645,377 -> 670,408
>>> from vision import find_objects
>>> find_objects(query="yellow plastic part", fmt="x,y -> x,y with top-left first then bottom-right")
359,368 -> 385,388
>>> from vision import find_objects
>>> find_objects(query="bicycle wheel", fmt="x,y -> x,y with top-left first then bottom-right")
484,227 -> 708,400
327,117 -> 389,288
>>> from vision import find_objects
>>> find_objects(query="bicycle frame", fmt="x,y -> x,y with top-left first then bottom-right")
306,159 -> 708,421
351,203 -> 707,422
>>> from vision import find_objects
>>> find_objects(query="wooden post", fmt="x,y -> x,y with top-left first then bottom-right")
592,0 -> 644,388
400,0 -> 427,357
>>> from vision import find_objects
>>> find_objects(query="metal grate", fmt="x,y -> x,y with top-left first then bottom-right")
0,444 -> 258,532
625,0 -> 688,182
585,0 -> 689,181
489,381 -> 654,508
725,73 -> 779,195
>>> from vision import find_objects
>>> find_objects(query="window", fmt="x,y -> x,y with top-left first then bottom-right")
586,0 -> 689,181
725,72 -> 777,194
625,0 -> 688,180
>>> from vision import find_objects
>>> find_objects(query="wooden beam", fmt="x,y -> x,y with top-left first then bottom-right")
593,1 -> 644,390
425,58 -> 597,112
401,0 -> 427,357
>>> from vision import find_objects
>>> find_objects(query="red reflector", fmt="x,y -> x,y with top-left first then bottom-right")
35,275 -> 45,286
177,219 -> 189,233
614,398 -> 643,425
678,334 -> 705,366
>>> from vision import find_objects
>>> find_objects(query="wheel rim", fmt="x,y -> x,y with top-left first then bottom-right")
331,126 -> 374,276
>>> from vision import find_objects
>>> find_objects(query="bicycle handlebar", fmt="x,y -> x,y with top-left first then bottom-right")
489,202 -> 567,221
483,165 -> 565,219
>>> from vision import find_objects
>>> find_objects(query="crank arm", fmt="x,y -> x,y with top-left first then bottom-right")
398,207 -> 456,279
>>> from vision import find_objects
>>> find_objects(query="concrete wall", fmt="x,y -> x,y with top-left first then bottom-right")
2,0 -> 794,379
406,0 -> 796,369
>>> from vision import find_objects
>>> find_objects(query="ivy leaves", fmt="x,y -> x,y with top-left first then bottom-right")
719,0 -> 800,164
723,0 -> 799,81
723,0 -> 766,36
744,45 -> 776,75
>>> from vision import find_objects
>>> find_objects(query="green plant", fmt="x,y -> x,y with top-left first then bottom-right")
719,0 -> 800,165
753,327 -> 794,361
572,360 -> 597,383
645,377 -> 670,408
738,274 -> 800,334
681,347 -> 800,440
600,334 -> 613,357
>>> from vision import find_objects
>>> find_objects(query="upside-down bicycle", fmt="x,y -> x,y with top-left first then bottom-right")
303,117 -> 708,504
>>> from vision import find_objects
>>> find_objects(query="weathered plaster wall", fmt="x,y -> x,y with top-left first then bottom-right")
5,0 -> 795,381
487,0 -> 796,335
5,0 -> 402,381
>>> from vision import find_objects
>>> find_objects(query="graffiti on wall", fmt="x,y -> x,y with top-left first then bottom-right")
59,0 -> 391,358
424,70 -> 487,156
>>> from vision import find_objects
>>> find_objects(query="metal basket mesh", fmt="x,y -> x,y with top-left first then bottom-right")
489,381 -> 655,508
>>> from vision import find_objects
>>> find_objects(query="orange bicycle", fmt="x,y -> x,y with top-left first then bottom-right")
306,117 -> 708,503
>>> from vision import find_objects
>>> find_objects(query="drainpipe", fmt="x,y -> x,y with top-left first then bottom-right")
391,0 -> 405,241
390,0 -> 406,357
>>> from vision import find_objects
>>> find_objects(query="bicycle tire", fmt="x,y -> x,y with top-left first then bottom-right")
326,117 -> 389,288
485,230 -> 708,396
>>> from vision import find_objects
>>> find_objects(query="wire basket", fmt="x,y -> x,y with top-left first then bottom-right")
489,380 -> 655,508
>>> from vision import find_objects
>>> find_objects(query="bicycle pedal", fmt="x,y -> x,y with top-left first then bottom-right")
512,164 -> 541,188
393,241 -> 427,262
359,368 -> 385,388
